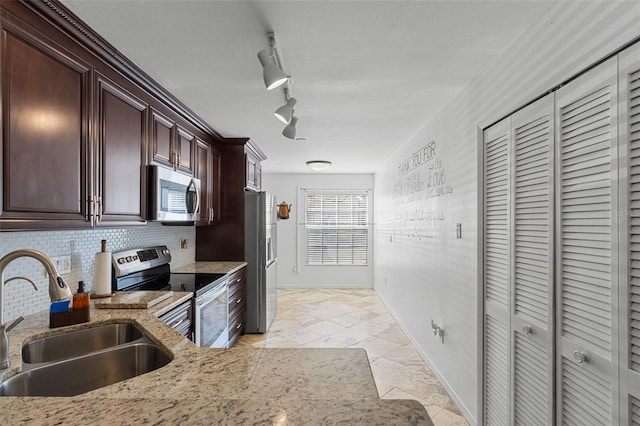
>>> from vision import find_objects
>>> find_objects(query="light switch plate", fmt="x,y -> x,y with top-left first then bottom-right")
51,255 -> 71,275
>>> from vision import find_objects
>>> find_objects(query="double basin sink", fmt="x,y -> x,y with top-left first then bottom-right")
0,322 -> 172,396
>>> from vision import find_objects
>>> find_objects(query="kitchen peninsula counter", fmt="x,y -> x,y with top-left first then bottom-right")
0,292 -> 432,425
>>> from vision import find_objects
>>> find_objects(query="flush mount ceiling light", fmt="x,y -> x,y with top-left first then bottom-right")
274,89 -> 297,124
282,116 -> 298,140
257,32 -> 288,91
306,160 -> 332,172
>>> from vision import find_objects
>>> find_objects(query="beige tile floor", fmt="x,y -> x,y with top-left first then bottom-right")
237,288 -> 469,426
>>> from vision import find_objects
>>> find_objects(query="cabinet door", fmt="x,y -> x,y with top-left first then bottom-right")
211,145 -> 221,223
195,138 -> 211,225
555,57 -> 619,426
0,27 -> 90,230
246,153 -> 258,190
95,74 -> 148,226
619,42 -> 640,426
176,125 -> 195,175
149,108 -> 174,168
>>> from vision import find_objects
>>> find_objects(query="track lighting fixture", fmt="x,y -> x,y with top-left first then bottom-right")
258,32 -> 303,138
306,160 -> 332,172
257,49 -> 288,90
282,116 -> 298,140
274,95 -> 297,124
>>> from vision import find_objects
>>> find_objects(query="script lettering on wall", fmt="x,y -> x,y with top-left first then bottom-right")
391,141 -> 453,241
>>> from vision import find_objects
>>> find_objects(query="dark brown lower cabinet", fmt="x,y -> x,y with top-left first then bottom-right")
227,267 -> 246,347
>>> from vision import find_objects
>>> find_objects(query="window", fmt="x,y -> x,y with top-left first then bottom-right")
304,191 -> 370,265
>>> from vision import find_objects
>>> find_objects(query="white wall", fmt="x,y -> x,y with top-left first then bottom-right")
373,2 -> 640,425
263,173 -> 374,288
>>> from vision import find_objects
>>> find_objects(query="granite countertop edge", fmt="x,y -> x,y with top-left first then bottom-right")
0,261 -> 432,425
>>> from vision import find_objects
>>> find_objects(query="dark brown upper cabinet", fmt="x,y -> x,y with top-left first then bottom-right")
150,108 -> 195,176
0,0 -> 226,231
195,138 -> 221,226
0,24 -> 91,230
176,125 -> 196,175
149,108 -> 175,169
195,138 -> 212,226
245,140 -> 266,191
94,73 -> 148,226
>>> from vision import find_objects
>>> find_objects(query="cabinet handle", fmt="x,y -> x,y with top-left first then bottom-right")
236,278 -> 242,283
521,325 -> 532,336
236,298 -> 242,304
573,351 -> 586,364
88,198 -> 95,225
96,196 -> 102,222
236,322 -> 242,329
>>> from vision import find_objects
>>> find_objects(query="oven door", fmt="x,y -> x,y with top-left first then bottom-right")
194,281 -> 228,348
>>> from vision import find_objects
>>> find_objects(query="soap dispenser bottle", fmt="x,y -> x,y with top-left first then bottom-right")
73,281 -> 90,310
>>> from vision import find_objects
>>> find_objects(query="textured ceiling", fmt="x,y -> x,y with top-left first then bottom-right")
60,0 -> 555,174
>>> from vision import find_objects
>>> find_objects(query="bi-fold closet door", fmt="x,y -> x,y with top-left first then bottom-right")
483,92 -> 555,426
620,43 -> 640,425
483,48 -> 632,425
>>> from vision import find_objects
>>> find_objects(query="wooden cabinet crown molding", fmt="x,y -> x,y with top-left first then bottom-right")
17,0 -> 224,143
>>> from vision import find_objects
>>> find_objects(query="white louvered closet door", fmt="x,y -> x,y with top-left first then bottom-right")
510,93 -> 555,426
555,57 -> 619,426
483,117 -> 511,426
619,42 -> 640,426
483,95 -> 555,425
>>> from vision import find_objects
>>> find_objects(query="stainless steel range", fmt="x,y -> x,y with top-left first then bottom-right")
112,245 -> 229,348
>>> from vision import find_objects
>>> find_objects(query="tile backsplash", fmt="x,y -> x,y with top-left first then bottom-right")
0,223 -> 195,322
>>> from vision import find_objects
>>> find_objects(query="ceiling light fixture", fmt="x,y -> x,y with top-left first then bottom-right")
258,32 -> 302,139
257,49 -> 288,90
257,32 -> 288,90
282,116 -> 298,140
274,88 -> 297,124
306,160 -> 332,172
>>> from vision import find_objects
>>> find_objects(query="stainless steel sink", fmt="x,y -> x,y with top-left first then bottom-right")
22,323 -> 144,363
1,342 -> 171,396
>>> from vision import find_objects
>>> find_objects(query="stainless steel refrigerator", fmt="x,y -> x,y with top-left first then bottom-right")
244,191 -> 278,333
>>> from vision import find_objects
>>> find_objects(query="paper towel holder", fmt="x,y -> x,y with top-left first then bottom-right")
92,239 -> 114,298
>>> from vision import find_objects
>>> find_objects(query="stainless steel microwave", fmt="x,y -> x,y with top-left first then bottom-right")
148,165 -> 201,222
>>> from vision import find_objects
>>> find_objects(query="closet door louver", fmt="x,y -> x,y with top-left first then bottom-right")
555,57 -> 619,426
619,43 -> 640,426
510,94 -> 554,426
483,117 -> 511,426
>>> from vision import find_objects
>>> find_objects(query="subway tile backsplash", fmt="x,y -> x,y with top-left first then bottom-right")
0,223 -> 195,322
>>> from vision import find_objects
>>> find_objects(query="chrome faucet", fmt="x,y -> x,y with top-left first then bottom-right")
0,249 -> 73,369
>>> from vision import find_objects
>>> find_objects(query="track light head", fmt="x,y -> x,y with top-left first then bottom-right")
282,116 -> 298,139
257,49 -> 288,90
274,97 -> 297,124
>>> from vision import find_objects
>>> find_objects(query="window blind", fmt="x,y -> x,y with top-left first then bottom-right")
304,191 -> 369,265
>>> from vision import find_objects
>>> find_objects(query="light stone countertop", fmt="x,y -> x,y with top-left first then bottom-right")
172,261 -> 247,275
0,264 -> 432,425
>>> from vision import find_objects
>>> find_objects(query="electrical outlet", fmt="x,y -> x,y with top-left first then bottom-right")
50,255 -> 71,275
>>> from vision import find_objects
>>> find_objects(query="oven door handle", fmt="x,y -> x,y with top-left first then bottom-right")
197,281 -> 227,307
